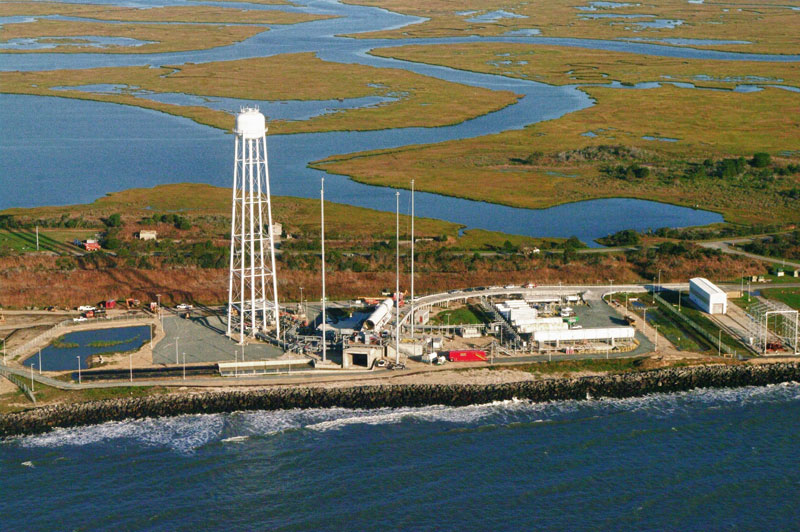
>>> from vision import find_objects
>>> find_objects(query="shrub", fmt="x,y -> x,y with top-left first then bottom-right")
106,213 -> 122,227
750,152 -> 772,168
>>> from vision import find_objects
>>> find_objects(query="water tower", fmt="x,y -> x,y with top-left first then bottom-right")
226,108 -> 281,343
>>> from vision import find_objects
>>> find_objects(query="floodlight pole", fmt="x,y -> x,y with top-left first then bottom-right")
321,178 -> 327,364
410,179 -> 415,345
395,191 -> 400,365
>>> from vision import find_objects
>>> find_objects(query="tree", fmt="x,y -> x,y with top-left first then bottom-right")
750,152 -> 771,168
106,213 -> 122,227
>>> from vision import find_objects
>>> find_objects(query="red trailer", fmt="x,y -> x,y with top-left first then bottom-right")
448,350 -> 487,362
98,300 -> 116,309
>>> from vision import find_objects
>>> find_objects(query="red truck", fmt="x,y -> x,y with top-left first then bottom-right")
448,350 -> 487,362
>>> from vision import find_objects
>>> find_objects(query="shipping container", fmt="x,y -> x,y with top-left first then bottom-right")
448,350 -> 487,362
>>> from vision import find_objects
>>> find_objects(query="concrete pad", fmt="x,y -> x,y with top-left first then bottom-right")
153,314 -> 283,365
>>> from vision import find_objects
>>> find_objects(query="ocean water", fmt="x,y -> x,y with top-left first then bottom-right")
3,383 -> 800,530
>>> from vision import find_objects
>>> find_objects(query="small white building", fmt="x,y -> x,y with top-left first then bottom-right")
533,327 -> 635,349
689,277 -> 727,315
459,325 -> 482,338
137,230 -> 157,241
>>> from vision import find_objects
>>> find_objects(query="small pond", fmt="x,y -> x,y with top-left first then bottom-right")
23,325 -> 150,371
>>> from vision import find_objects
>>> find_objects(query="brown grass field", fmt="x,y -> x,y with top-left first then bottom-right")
0,247 -> 764,308
0,2 -> 329,24
0,19 -> 267,54
0,54 -> 519,133
0,183 -> 461,240
341,0 -> 800,55
315,84 -> 800,225
371,42 -> 800,89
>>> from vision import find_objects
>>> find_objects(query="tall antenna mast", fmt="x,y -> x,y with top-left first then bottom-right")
410,180 -> 415,344
227,108 -> 280,344
395,191 -> 400,365
321,178 -> 327,363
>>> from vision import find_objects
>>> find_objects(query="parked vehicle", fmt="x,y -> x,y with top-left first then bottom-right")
176,303 -> 193,310
73,316 -> 88,323
448,350 -> 487,362
77,305 -> 96,312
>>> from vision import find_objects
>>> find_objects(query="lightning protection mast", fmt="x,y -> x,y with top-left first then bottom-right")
227,108 -> 281,344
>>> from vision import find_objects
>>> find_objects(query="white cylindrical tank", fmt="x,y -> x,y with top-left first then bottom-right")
364,298 -> 394,330
235,108 -> 267,139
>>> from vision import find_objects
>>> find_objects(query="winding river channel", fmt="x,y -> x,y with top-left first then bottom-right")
3,0 -> 799,242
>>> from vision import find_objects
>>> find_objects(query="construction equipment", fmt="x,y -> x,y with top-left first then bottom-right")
125,298 -> 140,309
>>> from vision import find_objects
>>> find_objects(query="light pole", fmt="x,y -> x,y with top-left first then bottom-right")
643,308 -> 647,336
654,324 -> 659,352
156,293 -> 162,326
77,356 -> 81,384
129,353 -> 133,382
38,348 -> 42,374
175,336 -> 179,365
2,339 -> 5,365
321,178 -> 327,364
678,289 -> 682,312
395,191 -> 400,365
299,286 -> 304,315
718,329 -> 722,357
182,352 -> 186,380
30,363 -> 35,392
657,269 -> 661,293
410,179 -> 415,345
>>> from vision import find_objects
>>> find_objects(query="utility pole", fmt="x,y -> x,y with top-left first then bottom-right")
643,308 -> 647,336
654,324 -> 659,352
395,191 -> 400,365
321,178 -> 327,364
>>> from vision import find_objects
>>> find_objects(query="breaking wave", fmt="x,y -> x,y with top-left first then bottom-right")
13,383 -> 800,453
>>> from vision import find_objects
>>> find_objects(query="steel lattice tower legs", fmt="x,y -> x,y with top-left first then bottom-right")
227,109 -> 280,343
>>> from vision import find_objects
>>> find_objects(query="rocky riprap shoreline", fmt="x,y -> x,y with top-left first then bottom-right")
3,363 -> 799,438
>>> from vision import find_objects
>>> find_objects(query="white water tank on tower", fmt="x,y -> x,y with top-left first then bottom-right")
227,107 -> 280,343
234,108 -> 267,139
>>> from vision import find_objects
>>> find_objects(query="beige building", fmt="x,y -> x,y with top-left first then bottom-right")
137,230 -> 157,241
